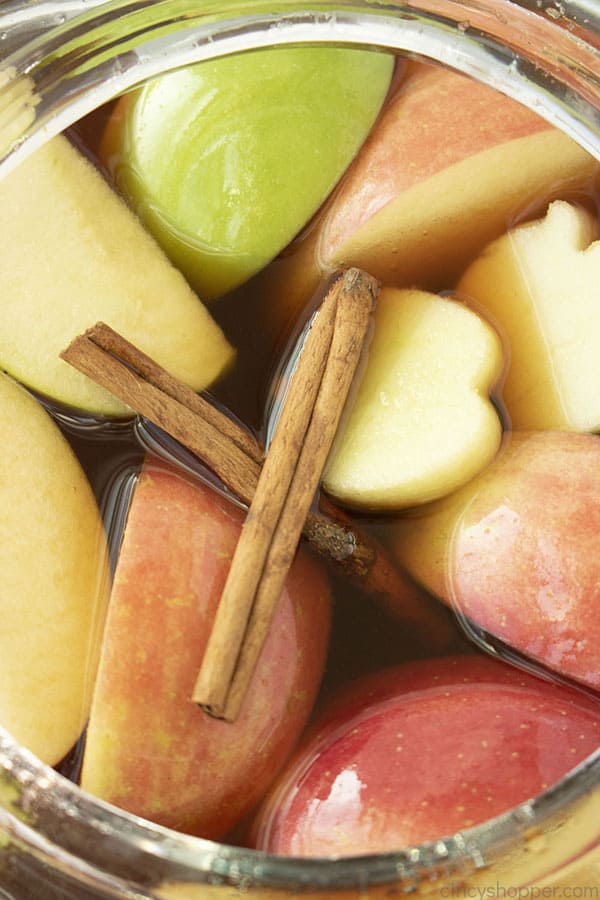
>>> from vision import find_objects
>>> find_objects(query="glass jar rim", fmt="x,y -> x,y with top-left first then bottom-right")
1,1 -> 600,893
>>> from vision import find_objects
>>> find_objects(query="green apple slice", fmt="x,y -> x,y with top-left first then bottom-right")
0,372 -> 109,764
457,200 -> 600,432
100,46 -> 394,299
0,135 -> 234,417
323,287 -> 504,509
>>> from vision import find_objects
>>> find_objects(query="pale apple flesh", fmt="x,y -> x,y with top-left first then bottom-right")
80,458 -> 331,839
323,287 -> 504,510
258,62 -> 599,335
393,431 -> 600,691
457,200 -> 600,432
101,47 -> 394,300
0,134 -> 234,417
0,372 -> 109,765
250,656 -> 600,856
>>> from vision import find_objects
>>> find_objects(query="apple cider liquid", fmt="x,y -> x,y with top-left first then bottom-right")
3,50 -> 600,860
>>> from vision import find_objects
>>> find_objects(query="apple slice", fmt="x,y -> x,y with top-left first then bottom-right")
457,200 -> 600,432
80,457 -> 331,839
0,135 -> 234,417
323,287 -> 504,509
392,431 -> 600,690
259,62 -> 599,333
100,46 -> 394,300
0,372 -> 109,765
250,655 -> 600,855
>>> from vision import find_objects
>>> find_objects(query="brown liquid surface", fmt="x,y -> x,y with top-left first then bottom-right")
54,73 -> 600,847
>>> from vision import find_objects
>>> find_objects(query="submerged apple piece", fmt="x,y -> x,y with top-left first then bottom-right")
393,431 -> 600,690
457,201 -> 600,432
323,287 -> 504,509
250,656 -> 600,856
260,62 -> 599,331
100,46 -> 394,299
80,458 -> 331,839
0,372 -> 109,765
0,135 -> 233,417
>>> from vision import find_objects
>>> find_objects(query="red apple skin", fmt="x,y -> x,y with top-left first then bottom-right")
394,431 -> 600,692
451,432 -> 600,689
259,62 -> 598,337
250,656 -> 600,856
80,457 -> 332,839
319,63 -> 548,257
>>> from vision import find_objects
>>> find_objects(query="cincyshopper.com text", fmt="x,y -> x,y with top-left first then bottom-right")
440,884 -> 599,899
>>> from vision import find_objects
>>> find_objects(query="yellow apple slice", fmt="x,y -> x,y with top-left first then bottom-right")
0,135 -> 234,417
322,287 -> 504,510
0,372 -> 109,764
457,200 -> 600,432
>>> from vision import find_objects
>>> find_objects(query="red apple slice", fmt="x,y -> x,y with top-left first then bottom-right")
393,431 -> 600,690
250,655 -> 600,856
80,457 -> 331,839
260,62 -> 599,335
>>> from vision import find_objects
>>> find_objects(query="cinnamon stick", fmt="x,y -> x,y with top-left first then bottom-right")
193,269 -> 375,719
61,276 -> 380,564
61,272 -> 455,662
61,322 -> 262,505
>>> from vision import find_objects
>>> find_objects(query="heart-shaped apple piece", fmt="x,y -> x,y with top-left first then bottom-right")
323,287 -> 504,509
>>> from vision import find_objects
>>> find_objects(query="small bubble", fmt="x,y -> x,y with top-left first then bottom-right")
434,841 -> 449,859
528,833 -> 547,853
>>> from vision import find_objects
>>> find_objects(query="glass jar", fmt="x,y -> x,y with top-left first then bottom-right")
0,1 -> 599,897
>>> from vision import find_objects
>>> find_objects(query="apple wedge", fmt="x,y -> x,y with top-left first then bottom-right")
323,287 -> 504,509
0,372 -> 109,764
0,135 -> 234,417
392,431 -> 600,690
457,200 -> 600,432
259,62 -> 599,334
250,656 -> 600,855
80,457 -> 331,839
100,47 -> 394,300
